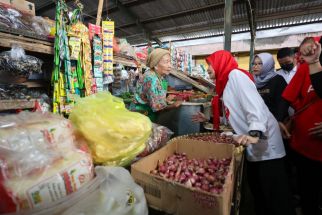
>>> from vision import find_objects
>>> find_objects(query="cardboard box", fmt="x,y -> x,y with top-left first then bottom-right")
131,139 -> 235,215
0,0 -> 35,16
11,0 -> 35,16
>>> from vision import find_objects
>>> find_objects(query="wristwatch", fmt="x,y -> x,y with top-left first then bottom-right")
248,130 -> 262,138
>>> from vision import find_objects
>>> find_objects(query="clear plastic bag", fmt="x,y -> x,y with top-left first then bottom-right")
61,166 -> 148,215
31,16 -> 51,36
6,8 -> 31,31
0,4 -> 50,36
121,69 -> 129,80
10,44 -> 25,60
69,92 -> 152,166
0,84 -> 47,100
0,6 -> 11,28
119,43 -> 138,60
137,123 -> 174,158
0,112 -> 94,214
2,166 -> 148,215
0,45 -> 43,78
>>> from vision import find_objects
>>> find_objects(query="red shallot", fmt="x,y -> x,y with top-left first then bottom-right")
150,153 -> 231,195
188,133 -> 237,145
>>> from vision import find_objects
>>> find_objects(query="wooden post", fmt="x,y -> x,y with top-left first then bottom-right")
246,0 -> 256,71
96,0 -> 104,26
224,0 -> 233,51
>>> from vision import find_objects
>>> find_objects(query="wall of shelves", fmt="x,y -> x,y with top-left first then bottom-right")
0,32 -> 54,54
0,99 -> 36,111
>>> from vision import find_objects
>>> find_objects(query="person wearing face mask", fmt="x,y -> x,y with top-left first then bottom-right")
277,48 -> 297,84
131,48 -> 182,122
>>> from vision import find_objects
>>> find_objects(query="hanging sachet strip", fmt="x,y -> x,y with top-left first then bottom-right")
102,21 -> 115,85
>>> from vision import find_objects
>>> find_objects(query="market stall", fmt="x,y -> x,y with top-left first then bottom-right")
0,0 -> 242,214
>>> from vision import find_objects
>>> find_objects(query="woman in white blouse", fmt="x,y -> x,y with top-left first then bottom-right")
193,50 -> 294,215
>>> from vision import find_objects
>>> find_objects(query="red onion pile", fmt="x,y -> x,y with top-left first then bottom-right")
150,153 -> 231,194
188,133 -> 236,145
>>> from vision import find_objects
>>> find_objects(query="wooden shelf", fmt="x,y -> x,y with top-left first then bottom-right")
114,55 -> 137,67
0,32 -> 54,54
0,99 -> 36,111
189,75 -> 215,88
170,70 -> 210,94
21,80 -> 49,88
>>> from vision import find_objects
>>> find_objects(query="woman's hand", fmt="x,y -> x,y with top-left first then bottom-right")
191,112 -> 208,123
166,94 -> 176,103
278,122 -> 291,139
173,100 -> 183,108
233,135 -> 259,146
300,40 -> 321,64
309,122 -> 322,138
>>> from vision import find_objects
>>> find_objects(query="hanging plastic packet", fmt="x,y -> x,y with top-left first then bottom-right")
93,36 -> 103,68
102,21 -> 114,84
95,77 -> 103,92
69,22 -> 95,96
69,37 -> 81,60
89,23 -> 103,91
93,35 -> 103,79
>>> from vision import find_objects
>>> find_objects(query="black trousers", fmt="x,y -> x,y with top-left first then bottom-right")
292,150 -> 322,215
247,158 -> 295,215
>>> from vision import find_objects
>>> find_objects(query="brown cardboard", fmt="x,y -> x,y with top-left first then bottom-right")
12,0 -> 35,16
0,0 -> 35,16
131,139 -> 235,215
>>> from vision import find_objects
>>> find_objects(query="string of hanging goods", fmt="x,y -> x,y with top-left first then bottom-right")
52,0 -> 95,115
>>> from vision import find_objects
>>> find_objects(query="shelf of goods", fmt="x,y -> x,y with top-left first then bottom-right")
170,70 -> 210,94
0,31 -> 54,54
189,75 -> 215,88
0,99 -> 36,111
114,55 -> 137,67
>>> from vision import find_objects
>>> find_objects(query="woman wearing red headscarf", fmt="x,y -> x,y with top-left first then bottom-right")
281,36 -> 322,215
199,50 -> 294,215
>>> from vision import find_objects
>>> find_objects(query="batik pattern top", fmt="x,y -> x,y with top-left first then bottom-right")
134,70 -> 167,112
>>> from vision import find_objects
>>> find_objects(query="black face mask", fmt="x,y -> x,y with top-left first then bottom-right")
281,63 -> 294,72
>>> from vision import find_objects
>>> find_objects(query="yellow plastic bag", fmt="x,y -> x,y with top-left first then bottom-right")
69,92 -> 152,166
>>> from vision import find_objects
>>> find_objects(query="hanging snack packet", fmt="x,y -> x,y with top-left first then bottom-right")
69,37 -> 81,60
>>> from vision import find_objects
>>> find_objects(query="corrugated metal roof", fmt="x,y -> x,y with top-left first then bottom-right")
155,13 -> 322,43
30,0 -> 322,45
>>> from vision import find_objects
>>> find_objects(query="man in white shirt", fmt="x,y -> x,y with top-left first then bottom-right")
276,48 -> 297,84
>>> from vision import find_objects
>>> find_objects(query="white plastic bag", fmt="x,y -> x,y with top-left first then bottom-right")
121,69 -> 129,80
10,44 -> 25,60
61,166 -> 148,215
